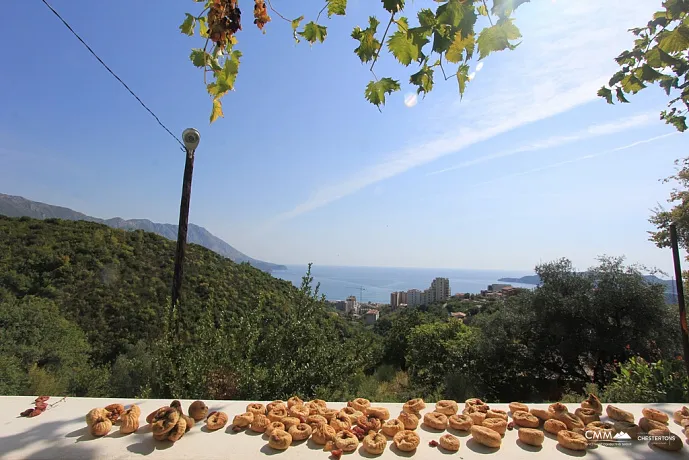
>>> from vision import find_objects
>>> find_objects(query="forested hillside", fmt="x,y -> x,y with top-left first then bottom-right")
0,216 -> 686,402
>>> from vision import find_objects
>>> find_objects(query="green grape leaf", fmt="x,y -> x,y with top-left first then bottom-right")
659,75 -> 679,95
409,65 -> 434,96
210,99 -> 224,123
477,19 -> 522,59
615,87 -> 630,103
198,17 -> 209,38
659,25 -> 689,54
365,78 -> 401,108
190,49 -> 208,67
597,87 -> 614,104
437,0 -> 475,29
292,16 -> 305,43
621,74 -> 646,94
387,17 -> 426,65
492,0 -> 531,19
478,4 -> 488,16
456,64 -> 470,97
433,26 -> 453,54
417,9 -> 436,28
327,0 -> 347,17
446,32 -> 475,63
180,13 -> 196,36
636,63 -> 665,82
215,50 -> 242,94
382,0 -> 405,13
352,17 -> 381,63
299,22 -> 328,44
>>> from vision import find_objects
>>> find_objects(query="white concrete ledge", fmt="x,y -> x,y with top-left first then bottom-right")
0,397 -> 686,459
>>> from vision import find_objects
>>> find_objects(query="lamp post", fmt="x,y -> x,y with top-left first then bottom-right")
171,128 -> 200,331
669,223 -> 689,376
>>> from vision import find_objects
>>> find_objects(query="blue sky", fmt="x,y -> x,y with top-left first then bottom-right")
0,0 -> 685,273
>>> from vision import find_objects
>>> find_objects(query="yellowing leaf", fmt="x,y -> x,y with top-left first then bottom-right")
410,65 -> 434,96
198,17 -> 209,38
365,78 -> 401,108
477,19 -> 522,60
292,16 -> 304,42
210,99 -> 224,123
456,64 -> 470,97
327,0 -> 347,16
352,17 -> 381,63
180,13 -> 196,36
478,4 -> 488,16
299,22 -> 328,44
446,32 -> 475,63
659,25 -> 689,54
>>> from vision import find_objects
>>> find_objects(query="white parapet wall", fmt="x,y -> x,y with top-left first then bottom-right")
0,397 -> 685,459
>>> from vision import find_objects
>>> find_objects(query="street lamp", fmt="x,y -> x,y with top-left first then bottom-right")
171,128 -> 200,329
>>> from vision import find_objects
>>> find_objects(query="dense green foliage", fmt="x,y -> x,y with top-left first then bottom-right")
0,216 -> 683,402
603,356 -> 688,403
181,0 -> 530,121
599,0 -> 689,131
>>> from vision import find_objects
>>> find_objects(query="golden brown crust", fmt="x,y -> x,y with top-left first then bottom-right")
306,415 -> 328,430
282,417 -> 301,430
393,430 -> 420,452
363,430 -> 387,455
640,417 -> 667,433
181,415 -> 194,433
349,398 -> 371,413
512,411 -> 539,428
439,433 -> 460,451
266,421 -> 285,436
606,405 -> 634,423
642,408 -> 669,424
381,418 -> 405,437
266,400 -> 286,413
249,414 -> 270,433
449,414 -> 473,431
529,408 -> 551,422
305,401 -> 326,416
366,407 -> 390,420
188,401 -> 208,422
205,411 -> 228,431
548,402 -> 568,413
544,419 -> 568,435
553,411 -> 585,431
288,423 -> 312,441
423,412 -> 449,430
557,430 -> 587,451
357,415 -> 382,432
465,398 -> 485,408
104,404 -> 125,423
233,412 -> 254,429
334,430 -> 359,452
288,404 -> 310,420
312,423 -> 337,445
486,409 -> 508,421
574,408 -> 599,425
246,403 -> 266,417
581,393 -> 603,415
89,418 -> 112,437
268,429 -> 292,450
518,427 -> 544,447
340,407 -> 363,424
402,398 -> 425,414
483,417 -> 507,436
435,400 -> 459,416
267,407 -> 288,423
330,413 -> 352,432
119,406 -> 140,434
509,402 -> 529,414
323,409 -> 339,422
287,396 -> 303,408
398,412 -> 419,430
465,408 -> 487,425
166,417 -> 187,442
86,408 -> 109,427
471,425 -> 501,448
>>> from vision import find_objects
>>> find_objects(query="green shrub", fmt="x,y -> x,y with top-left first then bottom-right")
602,356 -> 688,403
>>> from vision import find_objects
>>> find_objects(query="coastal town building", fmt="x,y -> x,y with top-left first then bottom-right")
407,289 -> 422,307
364,309 -> 379,325
345,295 -> 359,315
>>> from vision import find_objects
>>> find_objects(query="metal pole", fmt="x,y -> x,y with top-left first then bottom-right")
171,147 -> 196,331
669,223 -> 689,376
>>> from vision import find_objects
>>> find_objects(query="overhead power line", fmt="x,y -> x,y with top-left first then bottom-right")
39,0 -> 185,149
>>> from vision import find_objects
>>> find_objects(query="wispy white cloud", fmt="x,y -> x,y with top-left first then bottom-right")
470,132 -> 680,188
272,0 -> 658,224
426,112 -> 656,176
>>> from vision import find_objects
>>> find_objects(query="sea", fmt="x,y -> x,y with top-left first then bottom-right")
273,265 -> 535,303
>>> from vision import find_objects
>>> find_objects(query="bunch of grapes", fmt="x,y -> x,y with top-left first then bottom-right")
253,0 -> 271,30
19,396 -> 50,418
208,0 -> 242,48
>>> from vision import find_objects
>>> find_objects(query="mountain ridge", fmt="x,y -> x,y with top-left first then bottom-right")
0,193 -> 285,273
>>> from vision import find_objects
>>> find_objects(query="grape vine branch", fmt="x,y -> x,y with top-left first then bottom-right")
180,0 -> 530,123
